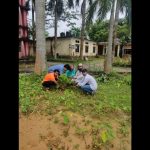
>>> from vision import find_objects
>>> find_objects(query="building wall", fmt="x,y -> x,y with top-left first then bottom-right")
56,38 -> 72,56
19,0 -> 29,58
45,37 -> 98,57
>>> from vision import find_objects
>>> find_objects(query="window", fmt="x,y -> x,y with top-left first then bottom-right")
19,41 -> 21,52
85,46 -> 88,53
75,40 -> 80,43
124,49 -> 131,54
93,47 -> 96,53
75,44 -> 80,52
19,30 -> 21,38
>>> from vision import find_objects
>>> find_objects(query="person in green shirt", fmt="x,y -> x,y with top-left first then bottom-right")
65,64 -> 76,78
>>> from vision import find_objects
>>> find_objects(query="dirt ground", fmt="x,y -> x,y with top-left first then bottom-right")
19,111 -> 131,150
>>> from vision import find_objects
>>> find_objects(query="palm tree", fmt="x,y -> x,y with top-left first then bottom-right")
80,0 -> 87,60
86,0 -> 131,73
76,0 -> 92,60
47,0 -> 64,59
86,0 -> 115,73
112,0 -> 131,61
112,0 -> 120,59
34,0 -> 46,74
104,0 -> 116,73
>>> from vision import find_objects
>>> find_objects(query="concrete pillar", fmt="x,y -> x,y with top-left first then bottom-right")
117,45 -> 120,57
102,45 -> 106,55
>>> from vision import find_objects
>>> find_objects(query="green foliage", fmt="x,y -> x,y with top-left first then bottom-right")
87,18 -> 131,43
75,127 -> 88,136
119,121 -> 129,137
113,57 -> 131,67
117,19 -> 131,44
70,27 -> 81,38
19,72 -> 131,116
58,74 -> 73,88
20,97 -> 32,113
91,123 -> 115,149
96,72 -> 108,83
73,144 -> 80,149
87,20 -> 109,42
63,114 -> 70,125
99,123 -> 115,143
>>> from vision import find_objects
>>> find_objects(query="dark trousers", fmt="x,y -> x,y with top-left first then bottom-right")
42,81 -> 56,89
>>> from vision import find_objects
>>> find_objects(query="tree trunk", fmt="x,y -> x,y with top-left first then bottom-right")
80,0 -> 86,60
112,0 -> 120,61
104,0 -> 116,74
34,0 -> 46,74
54,0 -> 57,59
32,0 -> 36,56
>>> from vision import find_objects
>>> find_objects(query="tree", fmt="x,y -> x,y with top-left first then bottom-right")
86,0 -> 131,73
86,0 -> 115,73
32,0 -> 36,56
117,18 -> 131,53
47,0 -> 64,59
87,20 -> 109,42
46,0 -> 76,59
65,0 -> 92,60
34,0 -> 46,74
70,27 -> 81,38
87,18 -> 130,42
80,0 -> 86,60
104,0 -> 116,73
112,0 -> 120,60
112,0 -> 131,61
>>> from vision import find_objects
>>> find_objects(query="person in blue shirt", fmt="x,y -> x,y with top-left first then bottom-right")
48,64 -> 73,75
48,64 -> 66,74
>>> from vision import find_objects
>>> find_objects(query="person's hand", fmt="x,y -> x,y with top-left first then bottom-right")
76,83 -> 80,87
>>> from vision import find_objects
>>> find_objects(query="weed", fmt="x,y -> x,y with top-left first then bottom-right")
54,117 -> 59,124
39,133 -> 46,141
63,114 -> 70,125
75,127 -> 88,136
73,144 -> 80,149
119,121 -> 129,137
91,122 -> 115,149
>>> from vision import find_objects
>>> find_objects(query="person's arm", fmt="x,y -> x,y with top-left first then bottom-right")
77,76 -> 88,87
53,80 -> 58,85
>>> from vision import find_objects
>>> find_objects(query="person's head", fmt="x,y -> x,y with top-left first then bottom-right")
70,64 -> 74,70
82,69 -> 88,76
64,64 -> 71,71
54,69 -> 60,77
78,63 -> 83,71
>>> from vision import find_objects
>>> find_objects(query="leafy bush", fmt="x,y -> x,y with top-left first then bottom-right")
96,73 -> 108,83
96,71 -> 131,86
113,57 -> 131,67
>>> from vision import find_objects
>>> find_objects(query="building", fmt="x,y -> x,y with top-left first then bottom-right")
122,42 -> 132,56
46,37 -> 98,57
29,37 -> 98,57
19,0 -> 30,59
97,40 -> 132,58
97,41 -> 121,57
28,35 -> 131,58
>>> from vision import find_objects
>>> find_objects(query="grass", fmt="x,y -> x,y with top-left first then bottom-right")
19,72 -> 131,117
19,72 -> 131,149
112,57 -> 131,67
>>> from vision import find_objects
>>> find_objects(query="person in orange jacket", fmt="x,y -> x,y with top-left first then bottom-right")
42,69 -> 60,90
